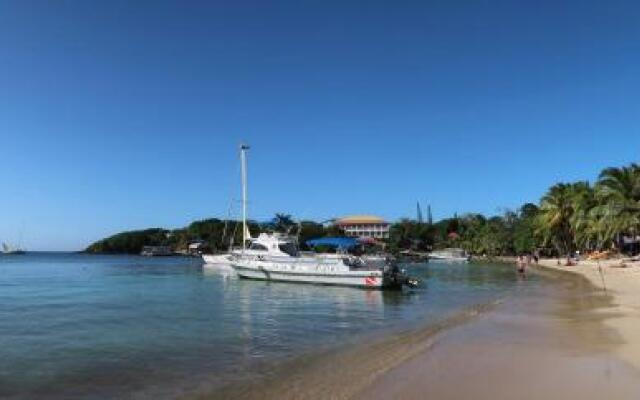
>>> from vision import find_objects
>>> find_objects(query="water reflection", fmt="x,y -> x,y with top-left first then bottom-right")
1,254 -> 530,399
202,263 -> 237,280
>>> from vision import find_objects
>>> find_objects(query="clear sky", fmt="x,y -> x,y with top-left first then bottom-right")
1,1 -> 639,251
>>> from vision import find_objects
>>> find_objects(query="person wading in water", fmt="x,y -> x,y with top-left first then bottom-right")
516,255 -> 526,275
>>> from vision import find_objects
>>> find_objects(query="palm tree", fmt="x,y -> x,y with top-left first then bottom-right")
537,183 -> 578,255
568,181 -> 597,250
513,204 -> 539,254
595,164 -> 640,246
271,213 -> 296,233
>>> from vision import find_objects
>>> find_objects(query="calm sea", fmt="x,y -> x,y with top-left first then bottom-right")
0,253 -> 537,399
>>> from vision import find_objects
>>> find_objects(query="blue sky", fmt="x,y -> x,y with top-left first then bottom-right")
1,1 -> 639,251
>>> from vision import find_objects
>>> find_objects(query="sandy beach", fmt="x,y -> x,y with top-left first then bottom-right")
536,258 -> 640,371
356,264 -> 640,399
191,262 -> 640,399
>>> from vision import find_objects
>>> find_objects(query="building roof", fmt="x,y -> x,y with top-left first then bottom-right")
335,215 -> 388,225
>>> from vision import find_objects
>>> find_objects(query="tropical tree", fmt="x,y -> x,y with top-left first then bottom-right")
85,228 -> 170,254
297,220 -> 326,249
457,214 -> 486,254
537,183 -> 579,255
457,212 -> 520,256
389,219 -> 435,252
594,164 -> 640,246
271,213 -> 296,233
511,203 -> 540,254
567,182 -> 597,250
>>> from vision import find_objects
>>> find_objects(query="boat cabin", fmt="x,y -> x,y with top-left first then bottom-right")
243,233 -> 300,257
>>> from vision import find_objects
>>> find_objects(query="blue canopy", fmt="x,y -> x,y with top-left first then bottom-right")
306,237 -> 360,249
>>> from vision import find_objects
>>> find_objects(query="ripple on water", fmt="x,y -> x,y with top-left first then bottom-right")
0,254 -> 534,399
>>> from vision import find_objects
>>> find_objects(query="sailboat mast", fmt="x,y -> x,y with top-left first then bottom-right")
240,144 -> 250,251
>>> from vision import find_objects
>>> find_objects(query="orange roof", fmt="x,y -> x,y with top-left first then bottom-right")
335,215 -> 388,225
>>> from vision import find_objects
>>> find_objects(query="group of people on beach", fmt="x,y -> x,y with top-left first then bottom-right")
516,253 -> 538,274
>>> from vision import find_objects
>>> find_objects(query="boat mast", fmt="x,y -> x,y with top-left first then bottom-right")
240,143 -> 250,252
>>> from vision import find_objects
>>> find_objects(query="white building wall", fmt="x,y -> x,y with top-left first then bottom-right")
341,223 -> 390,239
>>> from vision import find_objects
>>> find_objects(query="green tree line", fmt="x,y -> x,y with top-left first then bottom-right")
84,214 -> 325,254
85,163 -> 640,256
442,163 -> 640,257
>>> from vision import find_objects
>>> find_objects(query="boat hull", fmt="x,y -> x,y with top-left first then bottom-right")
202,254 -> 232,266
231,264 -> 389,289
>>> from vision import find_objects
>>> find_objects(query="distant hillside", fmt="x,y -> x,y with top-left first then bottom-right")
84,218 -> 269,254
84,228 -> 170,254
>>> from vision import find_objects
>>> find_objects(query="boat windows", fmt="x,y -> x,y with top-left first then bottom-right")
249,243 -> 268,251
278,242 -> 299,257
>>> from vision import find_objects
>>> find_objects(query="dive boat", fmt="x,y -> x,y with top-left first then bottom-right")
228,144 -> 417,290
232,232 -> 414,289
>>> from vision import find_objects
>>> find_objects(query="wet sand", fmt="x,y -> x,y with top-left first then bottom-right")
357,268 -> 640,399
189,302 -> 502,399
192,267 -> 640,399
537,258 -> 640,371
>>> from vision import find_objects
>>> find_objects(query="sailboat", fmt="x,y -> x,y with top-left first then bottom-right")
228,144 -> 418,290
2,242 -> 26,255
201,207 -> 249,267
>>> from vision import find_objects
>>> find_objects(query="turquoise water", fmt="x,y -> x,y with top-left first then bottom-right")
0,253 -> 535,399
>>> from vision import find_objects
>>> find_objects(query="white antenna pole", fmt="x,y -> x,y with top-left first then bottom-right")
240,143 -> 250,252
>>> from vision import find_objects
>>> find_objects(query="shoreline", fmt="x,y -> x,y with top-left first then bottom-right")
357,265 -> 640,399
192,262 -> 640,399
536,257 -> 640,371
190,301 -> 503,399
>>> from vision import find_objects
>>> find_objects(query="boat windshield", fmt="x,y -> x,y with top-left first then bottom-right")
249,243 -> 268,251
278,242 -> 299,257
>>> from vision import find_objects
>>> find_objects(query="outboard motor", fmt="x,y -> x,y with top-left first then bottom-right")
384,259 -> 420,289
405,276 -> 420,288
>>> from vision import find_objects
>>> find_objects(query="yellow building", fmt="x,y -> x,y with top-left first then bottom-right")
335,215 -> 390,239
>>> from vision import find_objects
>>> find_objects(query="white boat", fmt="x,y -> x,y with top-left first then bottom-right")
429,248 -> 471,262
228,144 -> 417,290
202,205 -> 248,267
202,253 -> 233,267
232,233 -> 411,289
140,245 -> 173,256
2,242 -> 25,255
